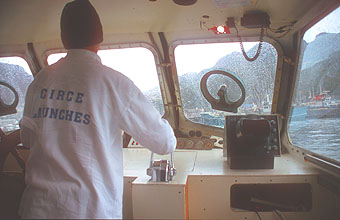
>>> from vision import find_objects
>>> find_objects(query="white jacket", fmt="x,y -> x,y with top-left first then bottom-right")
19,49 -> 176,219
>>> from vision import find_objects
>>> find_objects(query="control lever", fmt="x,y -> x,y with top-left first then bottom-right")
200,70 -> 245,113
146,152 -> 176,182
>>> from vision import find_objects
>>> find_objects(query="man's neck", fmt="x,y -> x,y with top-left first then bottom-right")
82,44 -> 99,53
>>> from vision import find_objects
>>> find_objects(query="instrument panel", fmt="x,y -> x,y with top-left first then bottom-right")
176,137 -> 216,150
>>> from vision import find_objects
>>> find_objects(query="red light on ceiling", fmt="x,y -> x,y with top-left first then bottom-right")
209,25 -> 231,35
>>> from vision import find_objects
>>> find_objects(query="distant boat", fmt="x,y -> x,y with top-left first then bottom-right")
306,103 -> 340,119
306,92 -> 340,119
200,112 -> 225,127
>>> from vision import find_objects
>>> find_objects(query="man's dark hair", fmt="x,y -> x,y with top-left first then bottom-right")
60,0 -> 103,49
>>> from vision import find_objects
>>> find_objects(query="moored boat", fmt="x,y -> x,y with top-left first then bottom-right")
306,92 -> 340,119
306,103 -> 340,119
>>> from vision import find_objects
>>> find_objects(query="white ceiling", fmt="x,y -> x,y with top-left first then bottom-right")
0,0 -> 324,45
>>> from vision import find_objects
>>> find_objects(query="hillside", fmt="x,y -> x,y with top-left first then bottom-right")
1,32 -> 339,114
177,32 -> 340,111
296,50 -> 340,102
0,63 -> 33,108
178,42 -> 278,111
301,32 -> 340,70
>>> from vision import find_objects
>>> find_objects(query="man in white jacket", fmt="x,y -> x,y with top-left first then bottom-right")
19,0 -> 176,218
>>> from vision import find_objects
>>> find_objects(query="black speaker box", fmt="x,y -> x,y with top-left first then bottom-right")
224,115 -> 280,169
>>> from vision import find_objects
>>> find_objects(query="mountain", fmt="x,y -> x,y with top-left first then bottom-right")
301,32 -> 340,69
296,49 -> 340,102
176,32 -> 340,111
178,42 -> 278,111
1,32 -> 339,114
294,32 -> 340,103
0,63 -> 33,108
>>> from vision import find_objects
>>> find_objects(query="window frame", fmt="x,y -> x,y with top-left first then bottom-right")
44,43 -> 170,117
169,36 -> 284,136
0,53 -> 33,75
287,5 -> 340,163
0,54 -> 34,132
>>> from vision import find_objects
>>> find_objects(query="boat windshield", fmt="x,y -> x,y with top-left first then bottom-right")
288,6 -> 340,162
174,42 -> 278,128
0,57 -> 33,132
47,47 -> 164,115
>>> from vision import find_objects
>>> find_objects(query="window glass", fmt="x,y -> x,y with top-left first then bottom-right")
0,57 -> 33,132
174,42 -> 278,127
288,7 -> 340,162
47,48 -> 164,114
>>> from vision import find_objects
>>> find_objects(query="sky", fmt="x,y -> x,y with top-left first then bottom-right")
174,42 -> 257,75
45,42 -> 257,92
47,48 -> 159,92
0,57 -> 32,75
303,6 -> 340,43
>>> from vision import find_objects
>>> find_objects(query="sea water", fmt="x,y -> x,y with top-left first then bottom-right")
288,118 -> 340,162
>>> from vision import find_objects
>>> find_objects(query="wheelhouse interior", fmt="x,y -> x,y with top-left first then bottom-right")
1,0 -> 340,219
